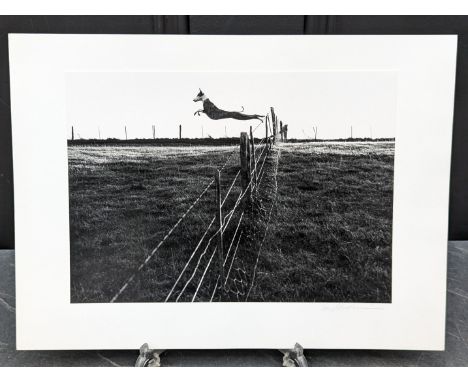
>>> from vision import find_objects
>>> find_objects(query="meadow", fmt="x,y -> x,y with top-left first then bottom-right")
68,140 -> 393,303
248,142 -> 394,303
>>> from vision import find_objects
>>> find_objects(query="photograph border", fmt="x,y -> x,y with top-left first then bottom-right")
10,34 -> 456,350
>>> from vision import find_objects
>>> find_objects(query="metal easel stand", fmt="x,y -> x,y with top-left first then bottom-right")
279,343 -> 309,367
135,343 -> 165,367
135,342 -> 308,367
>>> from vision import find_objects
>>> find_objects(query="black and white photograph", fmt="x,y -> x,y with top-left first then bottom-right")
9,31 -> 457,351
67,71 -> 396,304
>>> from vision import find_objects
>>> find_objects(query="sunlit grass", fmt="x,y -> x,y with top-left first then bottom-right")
248,141 -> 394,303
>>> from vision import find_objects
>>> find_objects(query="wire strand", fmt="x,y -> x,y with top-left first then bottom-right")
110,147 -> 236,303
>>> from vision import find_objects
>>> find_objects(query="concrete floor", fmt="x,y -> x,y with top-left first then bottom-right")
0,242 -> 467,366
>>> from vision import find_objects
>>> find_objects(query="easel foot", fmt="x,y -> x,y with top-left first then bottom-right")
279,343 -> 308,367
135,343 -> 165,367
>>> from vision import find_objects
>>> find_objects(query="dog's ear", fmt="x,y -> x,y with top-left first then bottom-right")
198,88 -> 204,96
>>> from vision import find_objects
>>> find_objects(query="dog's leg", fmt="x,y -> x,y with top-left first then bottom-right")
194,109 -> 204,116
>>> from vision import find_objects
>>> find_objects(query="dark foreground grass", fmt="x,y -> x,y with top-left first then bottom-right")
69,141 -> 393,303
248,142 -> 393,303
69,145 -> 242,303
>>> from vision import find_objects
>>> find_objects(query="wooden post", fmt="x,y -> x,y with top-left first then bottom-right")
152,125 -> 155,139
247,133 -> 252,198
265,115 -> 269,141
179,124 -> 182,139
125,126 -> 128,140
249,126 -> 257,190
71,126 -> 74,141
270,107 -> 277,145
270,107 -> 276,129
215,170 -> 224,290
283,124 -> 288,142
273,119 -> 276,145
275,116 -> 279,139
240,132 -> 251,207
280,121 -> 283,142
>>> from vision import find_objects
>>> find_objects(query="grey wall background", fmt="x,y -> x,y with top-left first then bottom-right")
0,15 -> 467,249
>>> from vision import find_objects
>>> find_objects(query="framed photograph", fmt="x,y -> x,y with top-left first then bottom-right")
10,34 -> 456,350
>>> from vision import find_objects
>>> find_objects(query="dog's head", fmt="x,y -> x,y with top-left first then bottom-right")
193,88 -> 206,102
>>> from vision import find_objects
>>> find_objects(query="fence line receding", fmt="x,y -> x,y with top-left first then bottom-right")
110,107 -> 286,303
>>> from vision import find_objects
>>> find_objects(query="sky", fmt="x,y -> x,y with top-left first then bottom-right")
65,71 -> 397,140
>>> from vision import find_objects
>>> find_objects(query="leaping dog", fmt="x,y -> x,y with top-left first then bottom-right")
193,89 -> 264,122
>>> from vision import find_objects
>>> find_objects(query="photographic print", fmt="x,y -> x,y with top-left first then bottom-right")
67,71 -> 396,304
11,35 -> 456,350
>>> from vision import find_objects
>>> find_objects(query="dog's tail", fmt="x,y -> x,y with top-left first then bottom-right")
254,114 -> 265,121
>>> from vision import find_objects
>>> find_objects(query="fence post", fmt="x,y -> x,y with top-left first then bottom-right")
249,126 -> 257,191
240,132 -> 251,207
265,115 -> 269,142
275,116 -> 279,143
247,133 -> 252,199
280,121 -> 283,142
270,107 -> 276,145
215,170 -> 224,293
270,107 -> 276,129
179,124 -> 182,139
71,126 -> 74,141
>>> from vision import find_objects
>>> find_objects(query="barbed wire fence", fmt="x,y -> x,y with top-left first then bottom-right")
110,107 -> 286,303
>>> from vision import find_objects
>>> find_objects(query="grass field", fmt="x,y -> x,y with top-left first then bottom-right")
248,142 -> 393,303
68,140 -> 393,303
